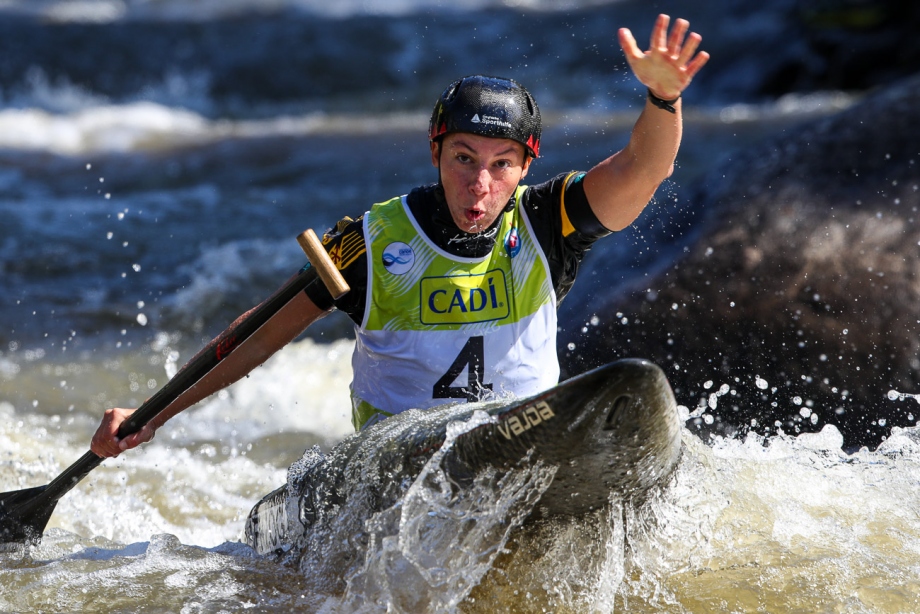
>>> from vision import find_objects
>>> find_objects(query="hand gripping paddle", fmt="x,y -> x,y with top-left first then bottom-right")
0,229 -> 348,545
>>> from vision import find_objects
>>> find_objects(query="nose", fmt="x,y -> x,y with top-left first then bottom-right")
470,166 -> 490,195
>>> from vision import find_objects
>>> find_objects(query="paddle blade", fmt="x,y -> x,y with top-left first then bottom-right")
0,485 -> 56,545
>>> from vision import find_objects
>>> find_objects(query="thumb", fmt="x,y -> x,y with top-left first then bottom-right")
618,27 -> 642,60
118,425 -> 155,451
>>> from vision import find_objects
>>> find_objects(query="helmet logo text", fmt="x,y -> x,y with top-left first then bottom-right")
472,113 -> 513,130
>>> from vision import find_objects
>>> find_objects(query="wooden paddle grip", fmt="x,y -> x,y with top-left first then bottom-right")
297,229 -> 350,300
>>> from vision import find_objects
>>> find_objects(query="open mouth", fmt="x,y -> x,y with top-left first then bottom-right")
466,209 -> 486,223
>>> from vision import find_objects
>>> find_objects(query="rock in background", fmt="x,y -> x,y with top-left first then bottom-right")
562,72 -> 920,451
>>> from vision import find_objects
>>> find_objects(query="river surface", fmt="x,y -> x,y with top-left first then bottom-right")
2,0 -> 918,612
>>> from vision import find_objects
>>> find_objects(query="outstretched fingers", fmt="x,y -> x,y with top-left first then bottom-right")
685,44 -> 711,79
650,13 -> 669,51
618,27 -> 641,61
666,18 -> 689,58
619,14 -> 709,99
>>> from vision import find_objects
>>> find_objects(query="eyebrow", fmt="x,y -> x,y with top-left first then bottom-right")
449,138 -> 520,158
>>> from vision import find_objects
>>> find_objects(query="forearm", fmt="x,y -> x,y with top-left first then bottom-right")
140,314 -> 256,430
632,95 -> 682,181
584,14 -> 707,232
617,95 -> 683,207
146,341 -> 256,432
148,290 -> 328,431
584,97 -> 682,231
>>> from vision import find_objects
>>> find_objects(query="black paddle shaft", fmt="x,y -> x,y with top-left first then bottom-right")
0,261 -> 325,544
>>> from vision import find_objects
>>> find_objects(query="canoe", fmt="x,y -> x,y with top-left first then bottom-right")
244,358 -> 682,557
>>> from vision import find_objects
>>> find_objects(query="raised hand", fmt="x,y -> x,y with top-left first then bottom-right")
618,14 -> 709,101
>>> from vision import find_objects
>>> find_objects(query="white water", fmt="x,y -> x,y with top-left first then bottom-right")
0,92 -> 854,156
0,100 -> 430,155
0,337 -> 354,549
3,338 -> 920,611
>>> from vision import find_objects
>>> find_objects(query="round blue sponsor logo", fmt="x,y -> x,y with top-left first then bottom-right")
382,241 -> 415,275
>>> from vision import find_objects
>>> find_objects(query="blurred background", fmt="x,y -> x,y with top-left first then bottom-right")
2,1 -> 920,612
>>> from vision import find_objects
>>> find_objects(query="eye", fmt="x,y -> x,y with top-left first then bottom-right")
455,153 -> 472,164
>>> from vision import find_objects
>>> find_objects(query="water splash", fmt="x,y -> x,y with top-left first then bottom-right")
279,410 -> 557,612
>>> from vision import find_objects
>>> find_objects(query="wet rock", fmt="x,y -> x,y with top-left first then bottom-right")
564,72 -> 920,451
765,0 -> 920,95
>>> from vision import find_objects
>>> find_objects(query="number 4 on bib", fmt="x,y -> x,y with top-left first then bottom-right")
433,336 -> 493,401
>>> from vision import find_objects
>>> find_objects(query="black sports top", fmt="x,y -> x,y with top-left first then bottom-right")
304,171 -> 610,323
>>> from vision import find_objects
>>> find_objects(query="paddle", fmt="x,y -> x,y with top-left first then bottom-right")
0,229 -> 349,546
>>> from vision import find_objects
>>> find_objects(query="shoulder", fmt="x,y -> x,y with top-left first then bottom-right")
302,215 -> 369,323
321,215 -> 367,271
518,173 -> 610,303
324,214 -> 365,238
521,172 -> 610,241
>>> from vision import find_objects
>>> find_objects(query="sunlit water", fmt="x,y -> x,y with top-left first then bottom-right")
2,338 -> 920,612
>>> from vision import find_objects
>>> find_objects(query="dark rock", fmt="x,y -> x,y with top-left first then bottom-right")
771,0 -> 920,95
564,72 -> 920,451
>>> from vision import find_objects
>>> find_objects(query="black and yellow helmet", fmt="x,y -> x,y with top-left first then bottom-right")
428,75 -> 542,158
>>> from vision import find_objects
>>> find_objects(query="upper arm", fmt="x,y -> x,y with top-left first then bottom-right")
522,174 -> 609,303
583,148 -> 668,232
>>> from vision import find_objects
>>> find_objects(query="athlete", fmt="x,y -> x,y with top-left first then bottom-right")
91,14 -> 709,457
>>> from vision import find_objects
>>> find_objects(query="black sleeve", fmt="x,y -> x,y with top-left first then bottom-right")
303,216 -> 368,325
520,171 -> 612,304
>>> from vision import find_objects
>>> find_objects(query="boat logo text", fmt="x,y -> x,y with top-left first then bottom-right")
497,399 -> 555,440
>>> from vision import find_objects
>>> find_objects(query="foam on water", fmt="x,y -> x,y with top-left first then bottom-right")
4,394 -> 920,612
337,410 -> 557,612
0,336 -> 354,548
0,95 -> 855,157
460,424 -> 920,612
0,102 -> 428,155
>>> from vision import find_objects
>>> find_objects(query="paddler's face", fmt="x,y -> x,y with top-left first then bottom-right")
431,133 -> 532,233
